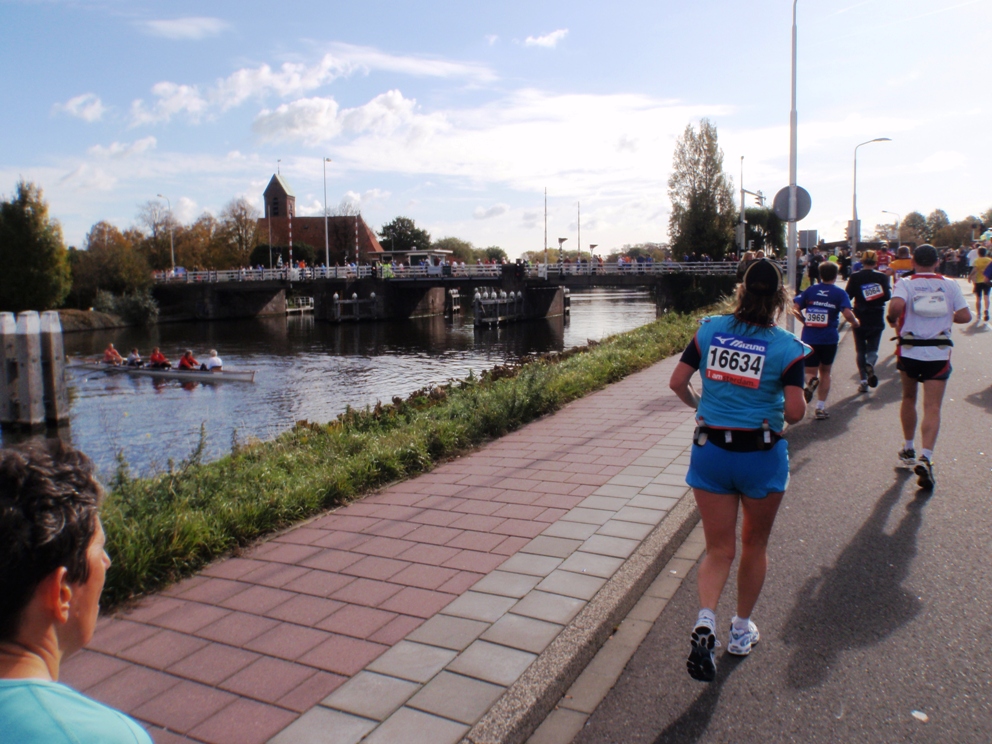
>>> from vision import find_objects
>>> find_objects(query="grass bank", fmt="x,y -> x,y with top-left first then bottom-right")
102,311 -> 700,607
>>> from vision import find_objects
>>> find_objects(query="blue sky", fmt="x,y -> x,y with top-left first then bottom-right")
1,0 -> 989,256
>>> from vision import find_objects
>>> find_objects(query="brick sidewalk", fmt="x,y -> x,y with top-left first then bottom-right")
62,354 -> 698,744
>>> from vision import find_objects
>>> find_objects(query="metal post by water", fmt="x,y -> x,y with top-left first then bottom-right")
14,311 -> 45,430
0,312 -> 17,427
40,311 -> 69,425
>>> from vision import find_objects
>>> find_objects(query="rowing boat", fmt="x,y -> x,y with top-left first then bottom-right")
72,362 -> 256,383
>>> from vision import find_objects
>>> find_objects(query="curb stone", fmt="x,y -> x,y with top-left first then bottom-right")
462,491 -> 699,744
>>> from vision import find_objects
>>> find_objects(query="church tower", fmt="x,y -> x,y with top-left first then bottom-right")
263,174 -> 296,219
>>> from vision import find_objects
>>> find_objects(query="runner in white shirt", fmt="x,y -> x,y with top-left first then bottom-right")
886,245 -> 971,489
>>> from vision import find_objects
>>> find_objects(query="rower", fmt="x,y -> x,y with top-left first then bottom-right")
148,347 -> 171,369
125,348 -> 143,367
102,343 -> 123,365
203,350 -> 223,372
178,350 -> 199,370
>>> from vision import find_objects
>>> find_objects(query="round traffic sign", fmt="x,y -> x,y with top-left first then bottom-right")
772,186 -> 811,222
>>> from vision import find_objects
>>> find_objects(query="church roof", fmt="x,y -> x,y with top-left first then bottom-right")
264,174 -> 295,198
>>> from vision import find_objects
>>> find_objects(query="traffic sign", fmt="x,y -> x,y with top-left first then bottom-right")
772,186 -> 811,222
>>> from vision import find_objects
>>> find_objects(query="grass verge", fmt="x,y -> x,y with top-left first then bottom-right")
102,311 -> 700,608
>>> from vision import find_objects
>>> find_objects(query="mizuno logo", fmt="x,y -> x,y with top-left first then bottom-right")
723,339 -> 765,352
715,335 -> 732,343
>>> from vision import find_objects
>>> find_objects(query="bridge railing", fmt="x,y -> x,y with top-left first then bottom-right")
153,261 -> 747,284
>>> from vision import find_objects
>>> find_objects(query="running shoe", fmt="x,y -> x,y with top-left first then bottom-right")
857,381 -> 869,394
804,376 -> 819,403
727,619 -> 760,656
915,456 -> 935,490
865,363 -> 878,388
687,624 -> 719,682
985,312 -> 990,322
814,408 -> 829,420
898,448 -> 917,469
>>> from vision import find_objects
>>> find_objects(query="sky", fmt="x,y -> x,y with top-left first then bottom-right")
1,0 -> 989,258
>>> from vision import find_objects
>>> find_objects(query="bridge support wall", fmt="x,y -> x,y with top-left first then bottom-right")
153,284 -> 286,322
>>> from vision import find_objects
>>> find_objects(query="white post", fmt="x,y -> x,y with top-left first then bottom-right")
786,0 -> 799,332
0,312 -> 16,428
39,311 -> 68,425
15,311 -> 44,430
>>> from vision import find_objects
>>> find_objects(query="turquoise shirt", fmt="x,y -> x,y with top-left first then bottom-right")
694,315 -> 808,433
0,678 -> 152,744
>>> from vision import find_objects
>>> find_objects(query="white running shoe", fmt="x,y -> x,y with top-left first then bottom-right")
727,619 -> 760,656
898,448 -> 917,469
687,624 -> 719,681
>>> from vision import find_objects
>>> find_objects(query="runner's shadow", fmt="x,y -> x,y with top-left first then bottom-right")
964,386 -> 992,413
650,655 -> 746,744
782,472 -> 925,689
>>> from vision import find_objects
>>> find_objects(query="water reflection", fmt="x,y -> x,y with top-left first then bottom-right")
2,289 -> 658,479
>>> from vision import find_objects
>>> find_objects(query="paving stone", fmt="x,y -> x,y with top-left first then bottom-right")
133,680 -> 238,734
595,519 -> 655,540
638,482 -> 690,498
651,472 -> 690,487
613,505 -> 668,526
86,665 -> 179,713
526,706 -> 589,744
627,595 -> 669,623
60,651 -> 130,692
366,640 -> 457,683
497,553 -> 563,577
536,569 -> 607,601
194,612 -> 278,647
644,574 -> 683,600
265,594 -> 344,626
276,671 -> 347,713
558,507 -> 615,526
511,591 -> 585,625
469,570 -> 543,598
519,535 -> 583,559
447,640 -> 537,687
481,614 -> 563,655
188,697 -> 297,744
243,623 -> 329,660
219,655 -> 317,702
407,671 -> 505,726
406,615 -> 489,652
165,643 -> 260,686
378,587 -> 456,618
557,551 -> 625,579
440,591 -> 516,623
298,634 -> 389,676
539,519 -> 600,541
321,671 -> 421,721
316,605 -> 397,638
362,707 -> 469,744
269,707 -> 376,744
581,533 -> 641,559
626,493 -> 681,511
368,615 -> 424,645
591,484 -> 642,499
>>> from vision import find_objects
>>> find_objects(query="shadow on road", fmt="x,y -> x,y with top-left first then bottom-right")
649,655 -> 746,744
782,472 -> 927,689
964,385 -> 992,413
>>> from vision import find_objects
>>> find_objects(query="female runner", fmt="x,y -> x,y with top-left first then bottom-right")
669,259 -> 808,681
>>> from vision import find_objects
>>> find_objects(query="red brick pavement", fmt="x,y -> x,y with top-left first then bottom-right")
61,355 -> 695,743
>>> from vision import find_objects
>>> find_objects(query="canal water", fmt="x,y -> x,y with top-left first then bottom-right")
2,289 -> 660,479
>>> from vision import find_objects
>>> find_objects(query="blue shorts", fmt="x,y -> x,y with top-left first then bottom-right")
686,439 -> 790,499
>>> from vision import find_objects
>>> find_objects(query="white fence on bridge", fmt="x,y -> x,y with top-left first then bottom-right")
154,261 -> 747,285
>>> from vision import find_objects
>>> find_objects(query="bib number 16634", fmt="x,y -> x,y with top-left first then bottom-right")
705,335 -> 767,389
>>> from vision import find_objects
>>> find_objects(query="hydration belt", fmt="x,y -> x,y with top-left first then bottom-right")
693,422 -> 781,452
894,334 -> 953,348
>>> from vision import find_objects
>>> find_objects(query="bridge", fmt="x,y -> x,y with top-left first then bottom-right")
150,262 -> 743,323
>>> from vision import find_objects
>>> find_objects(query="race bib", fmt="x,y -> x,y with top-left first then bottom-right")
912,291 -> 948,318
705,334 -> 767,389
805,310 -> 829,327
862,283 -> 884,301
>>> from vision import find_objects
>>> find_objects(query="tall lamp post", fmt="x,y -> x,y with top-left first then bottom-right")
851,137 -> 891,258
156,194 -> 175,272
881,210 -> 901,252
786,0 -> 799,331
322,157 -> 332,271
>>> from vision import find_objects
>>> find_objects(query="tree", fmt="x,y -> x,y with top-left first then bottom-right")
0,180 -> 71,311
66,222 -> 151,308
378,217 -> 431,252
134,200 -> 174,270
981,207 -> 992,228
481,246 -> 508,262
219,197 -> 260,267
934,218 -> 979,248
743,208 -> 785,256
667,119 -> 736,261
432,237 -> 475,262
925,209 -> 950,243
900,211 -> 927,244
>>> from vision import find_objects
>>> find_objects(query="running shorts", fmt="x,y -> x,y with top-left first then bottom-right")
805,343 -> 838,367
974,283 -> 990,296
897,356 -> 951,382
686,439 -> 790,499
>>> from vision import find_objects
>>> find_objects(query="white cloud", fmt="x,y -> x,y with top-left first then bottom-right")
88,137 -> 157,159
525,29 -> 568,48
140,17 -> 229,40
917,150 -> 967,173
175,197 -> 200,223
474,203 -> 509,219
130,82 -> 209,125
485,35 -> 499,46
54,93 -> 107,122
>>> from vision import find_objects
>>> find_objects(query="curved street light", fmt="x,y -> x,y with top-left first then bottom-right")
881,209 -> 901,250
156,193 -> 175,271
851,137 -> 892,256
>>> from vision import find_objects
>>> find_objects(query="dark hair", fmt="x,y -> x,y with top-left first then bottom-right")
818,262 -> 839,282
0,440 -> 102,641
732,281 -> 791,328
980,248 -> 988,257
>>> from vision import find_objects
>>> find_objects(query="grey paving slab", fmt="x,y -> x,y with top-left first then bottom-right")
626,595 -> 669,623
576,495 -> 630,512
321,671 -> 420,721
440,591 -> 517,623
580,533 -> 641,559
595,519 -> 655,541
520,535 -> 584,559
365,640 -> 457,684
613,505 -> 668,525
269,706 -> 376,744
405,614 -> 488,652
651,472 -> 690,487
525,707 -> 589,744
606,474 -> 655,488
406,671 -> 505,726
639,482 -> 690,498
363,707 -> 469,744
590,484 -> 642,499
558,508 -> 614,526
540,520 -> 600,541
627,493 -> 681,511
470,570 -> 543,599
536,570 -> 607,601
481,614 -> 563,655
557,551 -> 625,580
511,590 -> 586,625
447,640 -> 537,687
630,456 -> 675,469
496,553 -> 563,578
616,465 -> 667,478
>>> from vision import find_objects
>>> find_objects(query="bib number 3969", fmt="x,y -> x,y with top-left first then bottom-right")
705,335 -> 767,389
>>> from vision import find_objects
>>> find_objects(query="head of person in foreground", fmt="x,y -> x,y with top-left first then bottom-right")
735,259 -> 790,327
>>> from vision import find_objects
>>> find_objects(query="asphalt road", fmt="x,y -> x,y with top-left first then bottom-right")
575,302 -> 992,743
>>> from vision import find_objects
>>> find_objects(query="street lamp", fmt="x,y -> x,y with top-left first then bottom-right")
881,210 -> 901,251
851,137 -> 892,257
322,157 -> 332,271
156,194 -> 175,272
786,0 -> 799,331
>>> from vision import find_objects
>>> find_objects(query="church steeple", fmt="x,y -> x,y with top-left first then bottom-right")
263,174 -> 296,219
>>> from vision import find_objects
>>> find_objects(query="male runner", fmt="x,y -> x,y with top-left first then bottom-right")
887,244 -> 971,489
793,261 -> 860,419
886,245 -> 914,284
969,247 -> 991,322
845,250 -> 892,392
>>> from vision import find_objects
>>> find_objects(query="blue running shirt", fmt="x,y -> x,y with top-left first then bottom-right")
794,283 -> 852,345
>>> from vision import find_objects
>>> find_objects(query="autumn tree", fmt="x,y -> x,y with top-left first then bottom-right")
925,209 -> 950,243
743,208 -> 786,256
433,237 -> 475,262
67,222 -> 151,308
379,217 -> 431,252
667,119 -> 736,261
0,180 -> 71,311
219,197 -> 260,267
135,199 -> 175,270
899,211 -> 927,244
